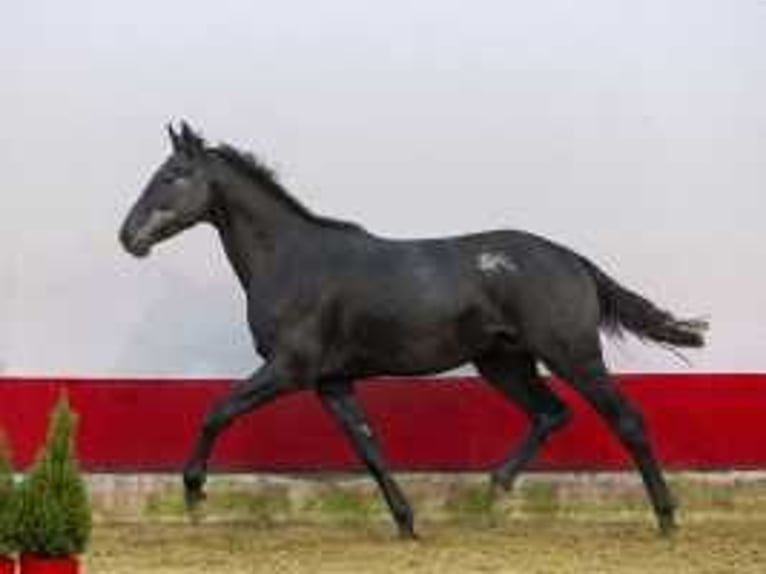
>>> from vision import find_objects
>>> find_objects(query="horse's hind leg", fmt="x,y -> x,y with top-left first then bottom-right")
474,350 -> 570,492
317,380 -> 416,539
541,342 -> 677,535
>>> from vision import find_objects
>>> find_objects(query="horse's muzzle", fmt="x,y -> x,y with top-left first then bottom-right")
122,235 -> 152,258
119,209 -> 176,258
119,219 -> 152,258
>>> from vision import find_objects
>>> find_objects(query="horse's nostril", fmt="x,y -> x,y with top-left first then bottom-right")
119,225 -> 136,251
119,228 -> 132,250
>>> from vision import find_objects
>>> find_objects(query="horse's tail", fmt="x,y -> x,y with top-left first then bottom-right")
580,258 -> 708,348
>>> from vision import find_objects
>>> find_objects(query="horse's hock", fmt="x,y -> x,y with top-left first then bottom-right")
89,471 -> 766,526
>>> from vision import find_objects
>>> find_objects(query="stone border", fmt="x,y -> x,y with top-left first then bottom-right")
87,471 -> 766,526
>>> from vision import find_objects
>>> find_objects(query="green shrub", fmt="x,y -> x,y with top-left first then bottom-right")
16,394 -> 91,557
0,430 -> 18,557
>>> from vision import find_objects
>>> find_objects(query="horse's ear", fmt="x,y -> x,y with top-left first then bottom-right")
167,123 -> 182,152
179,120 -> 205,156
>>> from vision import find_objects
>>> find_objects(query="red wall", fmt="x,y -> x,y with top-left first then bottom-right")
1,374 -> 765,472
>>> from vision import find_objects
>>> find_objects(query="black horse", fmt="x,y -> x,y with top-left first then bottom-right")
120,123 -> 707,538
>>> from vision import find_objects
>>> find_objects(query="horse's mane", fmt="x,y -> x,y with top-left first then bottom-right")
211,144 -> 364,232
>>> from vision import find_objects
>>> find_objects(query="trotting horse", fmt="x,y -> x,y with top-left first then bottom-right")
119,122 -> 707,538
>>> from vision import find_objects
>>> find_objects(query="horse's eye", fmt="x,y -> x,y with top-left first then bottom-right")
161,173 -> 189,186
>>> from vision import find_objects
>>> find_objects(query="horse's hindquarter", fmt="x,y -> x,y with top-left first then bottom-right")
463,231 -> 602,341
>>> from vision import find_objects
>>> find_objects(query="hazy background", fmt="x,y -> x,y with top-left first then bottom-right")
1,0 -> 764,376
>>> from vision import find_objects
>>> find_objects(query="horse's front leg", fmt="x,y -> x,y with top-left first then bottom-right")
318,380 -> 416,539
182,362 -> 292,509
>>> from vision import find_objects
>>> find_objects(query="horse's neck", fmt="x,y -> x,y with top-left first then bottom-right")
213,209 -> 257,288
211,175 -> 311,291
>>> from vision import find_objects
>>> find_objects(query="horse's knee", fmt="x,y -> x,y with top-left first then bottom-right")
201,410 -> 228,437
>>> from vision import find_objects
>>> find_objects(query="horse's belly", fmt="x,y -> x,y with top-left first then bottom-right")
344,308 -> 499,377
375,336 -> 476,375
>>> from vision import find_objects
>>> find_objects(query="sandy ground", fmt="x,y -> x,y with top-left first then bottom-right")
88,517 -> 766,574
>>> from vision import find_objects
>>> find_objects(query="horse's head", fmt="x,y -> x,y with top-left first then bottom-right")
120,122 -> 215,257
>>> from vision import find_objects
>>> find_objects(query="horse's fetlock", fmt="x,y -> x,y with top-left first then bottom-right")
183,465 -> 206,491
394,504 -> 415,530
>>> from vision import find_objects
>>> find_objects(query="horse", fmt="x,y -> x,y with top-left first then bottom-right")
119,122 -> 707,538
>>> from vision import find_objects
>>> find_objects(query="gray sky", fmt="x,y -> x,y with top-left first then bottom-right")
1,0 -> 764,375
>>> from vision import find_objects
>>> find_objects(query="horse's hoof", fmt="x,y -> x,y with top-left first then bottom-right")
397,525 -> 419,541
490,470 -> 513,493
658,514 -> 678,538
184,487 -> 207,512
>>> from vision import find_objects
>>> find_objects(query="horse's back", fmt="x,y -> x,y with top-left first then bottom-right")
351,229 -> 601,338
342,229 -> 599,323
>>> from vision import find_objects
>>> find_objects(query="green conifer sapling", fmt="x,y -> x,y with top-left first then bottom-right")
16,394 -> 91,557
